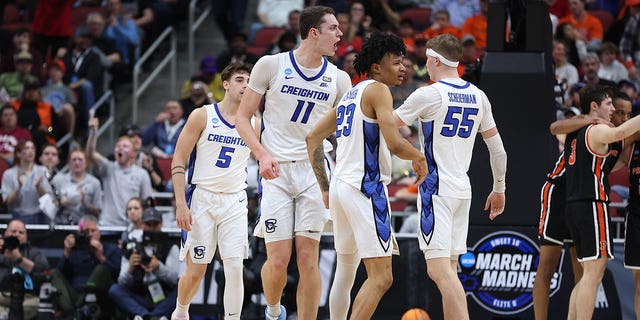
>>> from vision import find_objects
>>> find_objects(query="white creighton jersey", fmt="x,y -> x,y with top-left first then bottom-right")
256,51 -> 339,161
187,104 -> 251,193
334,80 -> 392,194
395,78 -> 496,198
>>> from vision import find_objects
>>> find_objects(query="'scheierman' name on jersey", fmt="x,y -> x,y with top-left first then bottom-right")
280,85 -> 330,101
448,92 -> 477,104
207,134 -> 247,146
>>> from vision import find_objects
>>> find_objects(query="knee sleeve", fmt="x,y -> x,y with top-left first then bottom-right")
223,257 -> 244,317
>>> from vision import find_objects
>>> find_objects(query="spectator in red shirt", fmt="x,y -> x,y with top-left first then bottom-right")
32,0 -> 75,62
336,12 -> 363,59
0,105 -> 31,165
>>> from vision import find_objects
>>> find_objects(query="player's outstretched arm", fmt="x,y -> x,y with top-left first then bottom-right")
591,113 -> 640,145
306,109 -> 338,209
550,115 -> 611,135
171,108 -> 206,231
481,127 -> 507,220
367,83 -> 427,185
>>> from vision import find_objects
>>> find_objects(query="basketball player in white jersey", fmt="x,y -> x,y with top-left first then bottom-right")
170,63 -> 252,320
393,34 -> 508,319
235,6 -> 351,320
306,32 -> 427,319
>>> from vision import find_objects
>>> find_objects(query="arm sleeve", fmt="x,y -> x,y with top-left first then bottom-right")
484,133 -> 507,193
395,86 -> 441,125
247,54 -> 279,95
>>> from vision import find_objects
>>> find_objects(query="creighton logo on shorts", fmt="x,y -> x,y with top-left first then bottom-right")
265,219 -> 277,233
193,246 -> 206,259
458,231 -> 560,315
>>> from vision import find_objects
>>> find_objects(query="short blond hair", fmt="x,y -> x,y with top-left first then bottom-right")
426,34 -> 461,63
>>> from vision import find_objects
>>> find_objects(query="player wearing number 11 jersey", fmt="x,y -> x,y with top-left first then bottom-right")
235,6 -> 351,320
393,34 -> 507,320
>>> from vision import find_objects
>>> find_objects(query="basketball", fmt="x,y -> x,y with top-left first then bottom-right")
400,308 -> 431,320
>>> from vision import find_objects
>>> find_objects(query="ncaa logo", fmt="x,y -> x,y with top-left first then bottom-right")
458,231 -> 558,315
211,117 -> 220,128
265,219 -> 277,233
194,246 -> 206,259
285,68 -> 293,75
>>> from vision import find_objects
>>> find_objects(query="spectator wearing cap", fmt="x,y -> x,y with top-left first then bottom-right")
179,81 -> 212,119
40,59 -> 77,135
216,32 -> 259,72
598,42 -> 631,83
109,207 -> 179,319
104,0 -> 140,66
141,99 -> 185,159
0,105 -> 31,165
86,114 -> 152,227
0,51 -> 38,101
180,56 -> 224,103
461,0 -> 488,50
59,27 -> 103,132
423,10 -> 461,40
9,79 -> 63,147
619,79 -> 640,112
0,28 -> 45,78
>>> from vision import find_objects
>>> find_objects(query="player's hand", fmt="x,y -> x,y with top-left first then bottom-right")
484,191 -> 505,220
258,153 -> 280,180
411,157 -> 427,186
175,204 -> 192,231
322,190 -> 329,209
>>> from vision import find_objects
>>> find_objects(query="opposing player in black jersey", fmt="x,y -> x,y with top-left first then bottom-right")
564,85 -> 640,320
533,93 -> 629,320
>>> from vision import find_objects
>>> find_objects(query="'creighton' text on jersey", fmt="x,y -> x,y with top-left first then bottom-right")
187,104 -> 251,193
395,79 -> 496,199
261,51 -> 339,161
333,80 -> 392,193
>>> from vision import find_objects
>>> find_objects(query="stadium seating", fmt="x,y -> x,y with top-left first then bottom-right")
246,27 -> 285,56
400,8 -> 432,31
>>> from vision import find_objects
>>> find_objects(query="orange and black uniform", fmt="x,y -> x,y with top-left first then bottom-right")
564,124 -> 622,261
625,142 -> 640,268
538,153 -> 570,245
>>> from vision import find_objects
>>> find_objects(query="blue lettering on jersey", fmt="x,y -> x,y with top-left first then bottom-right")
207,134 -> 247,146
280,85 -> 330,101
342,88 -> 358,101
448,92 -> 477,104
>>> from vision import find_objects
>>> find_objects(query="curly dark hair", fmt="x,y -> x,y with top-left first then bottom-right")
354,31 -> 406,76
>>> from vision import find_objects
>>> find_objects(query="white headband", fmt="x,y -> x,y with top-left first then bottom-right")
426,48 -> 459,68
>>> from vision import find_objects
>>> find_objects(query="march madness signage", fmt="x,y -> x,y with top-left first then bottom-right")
458,230 -> 562,315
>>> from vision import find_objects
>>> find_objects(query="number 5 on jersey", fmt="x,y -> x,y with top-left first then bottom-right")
216,147 -> 235,168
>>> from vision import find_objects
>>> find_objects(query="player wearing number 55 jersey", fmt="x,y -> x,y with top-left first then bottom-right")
393,34 -> 507,320
170,63 -> 253,320
235,6 -> 351,320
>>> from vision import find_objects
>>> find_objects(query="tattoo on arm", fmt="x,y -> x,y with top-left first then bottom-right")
311,146 -> 330,192
171,165 -> 186,172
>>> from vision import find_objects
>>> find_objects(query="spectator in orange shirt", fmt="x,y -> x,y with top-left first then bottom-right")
422,10 -> 461,40
397,18 -> 417,55
559,0 -> 603,51
461,0 -> 488,50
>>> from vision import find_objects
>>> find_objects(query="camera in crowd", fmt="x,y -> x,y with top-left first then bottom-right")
122,231 -> 169,266
1,236 -> 20,253
73,233 -> 91,251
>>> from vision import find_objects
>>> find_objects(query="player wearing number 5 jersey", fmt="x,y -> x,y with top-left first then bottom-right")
235,6 -> 351,320
170,63 -> 253,320
393,34 -> 507,320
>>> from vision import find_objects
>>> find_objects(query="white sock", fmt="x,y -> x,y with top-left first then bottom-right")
223,257 -> 244,319
329,253 -> 360,320
175,299 -> 190,316
267,302 -> 282,317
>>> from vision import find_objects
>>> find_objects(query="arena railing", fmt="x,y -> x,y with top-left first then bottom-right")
132,26 -> 177,124
188,0 -> 212,74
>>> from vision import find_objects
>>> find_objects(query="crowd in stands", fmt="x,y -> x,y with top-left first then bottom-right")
0,0 -> 636,318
